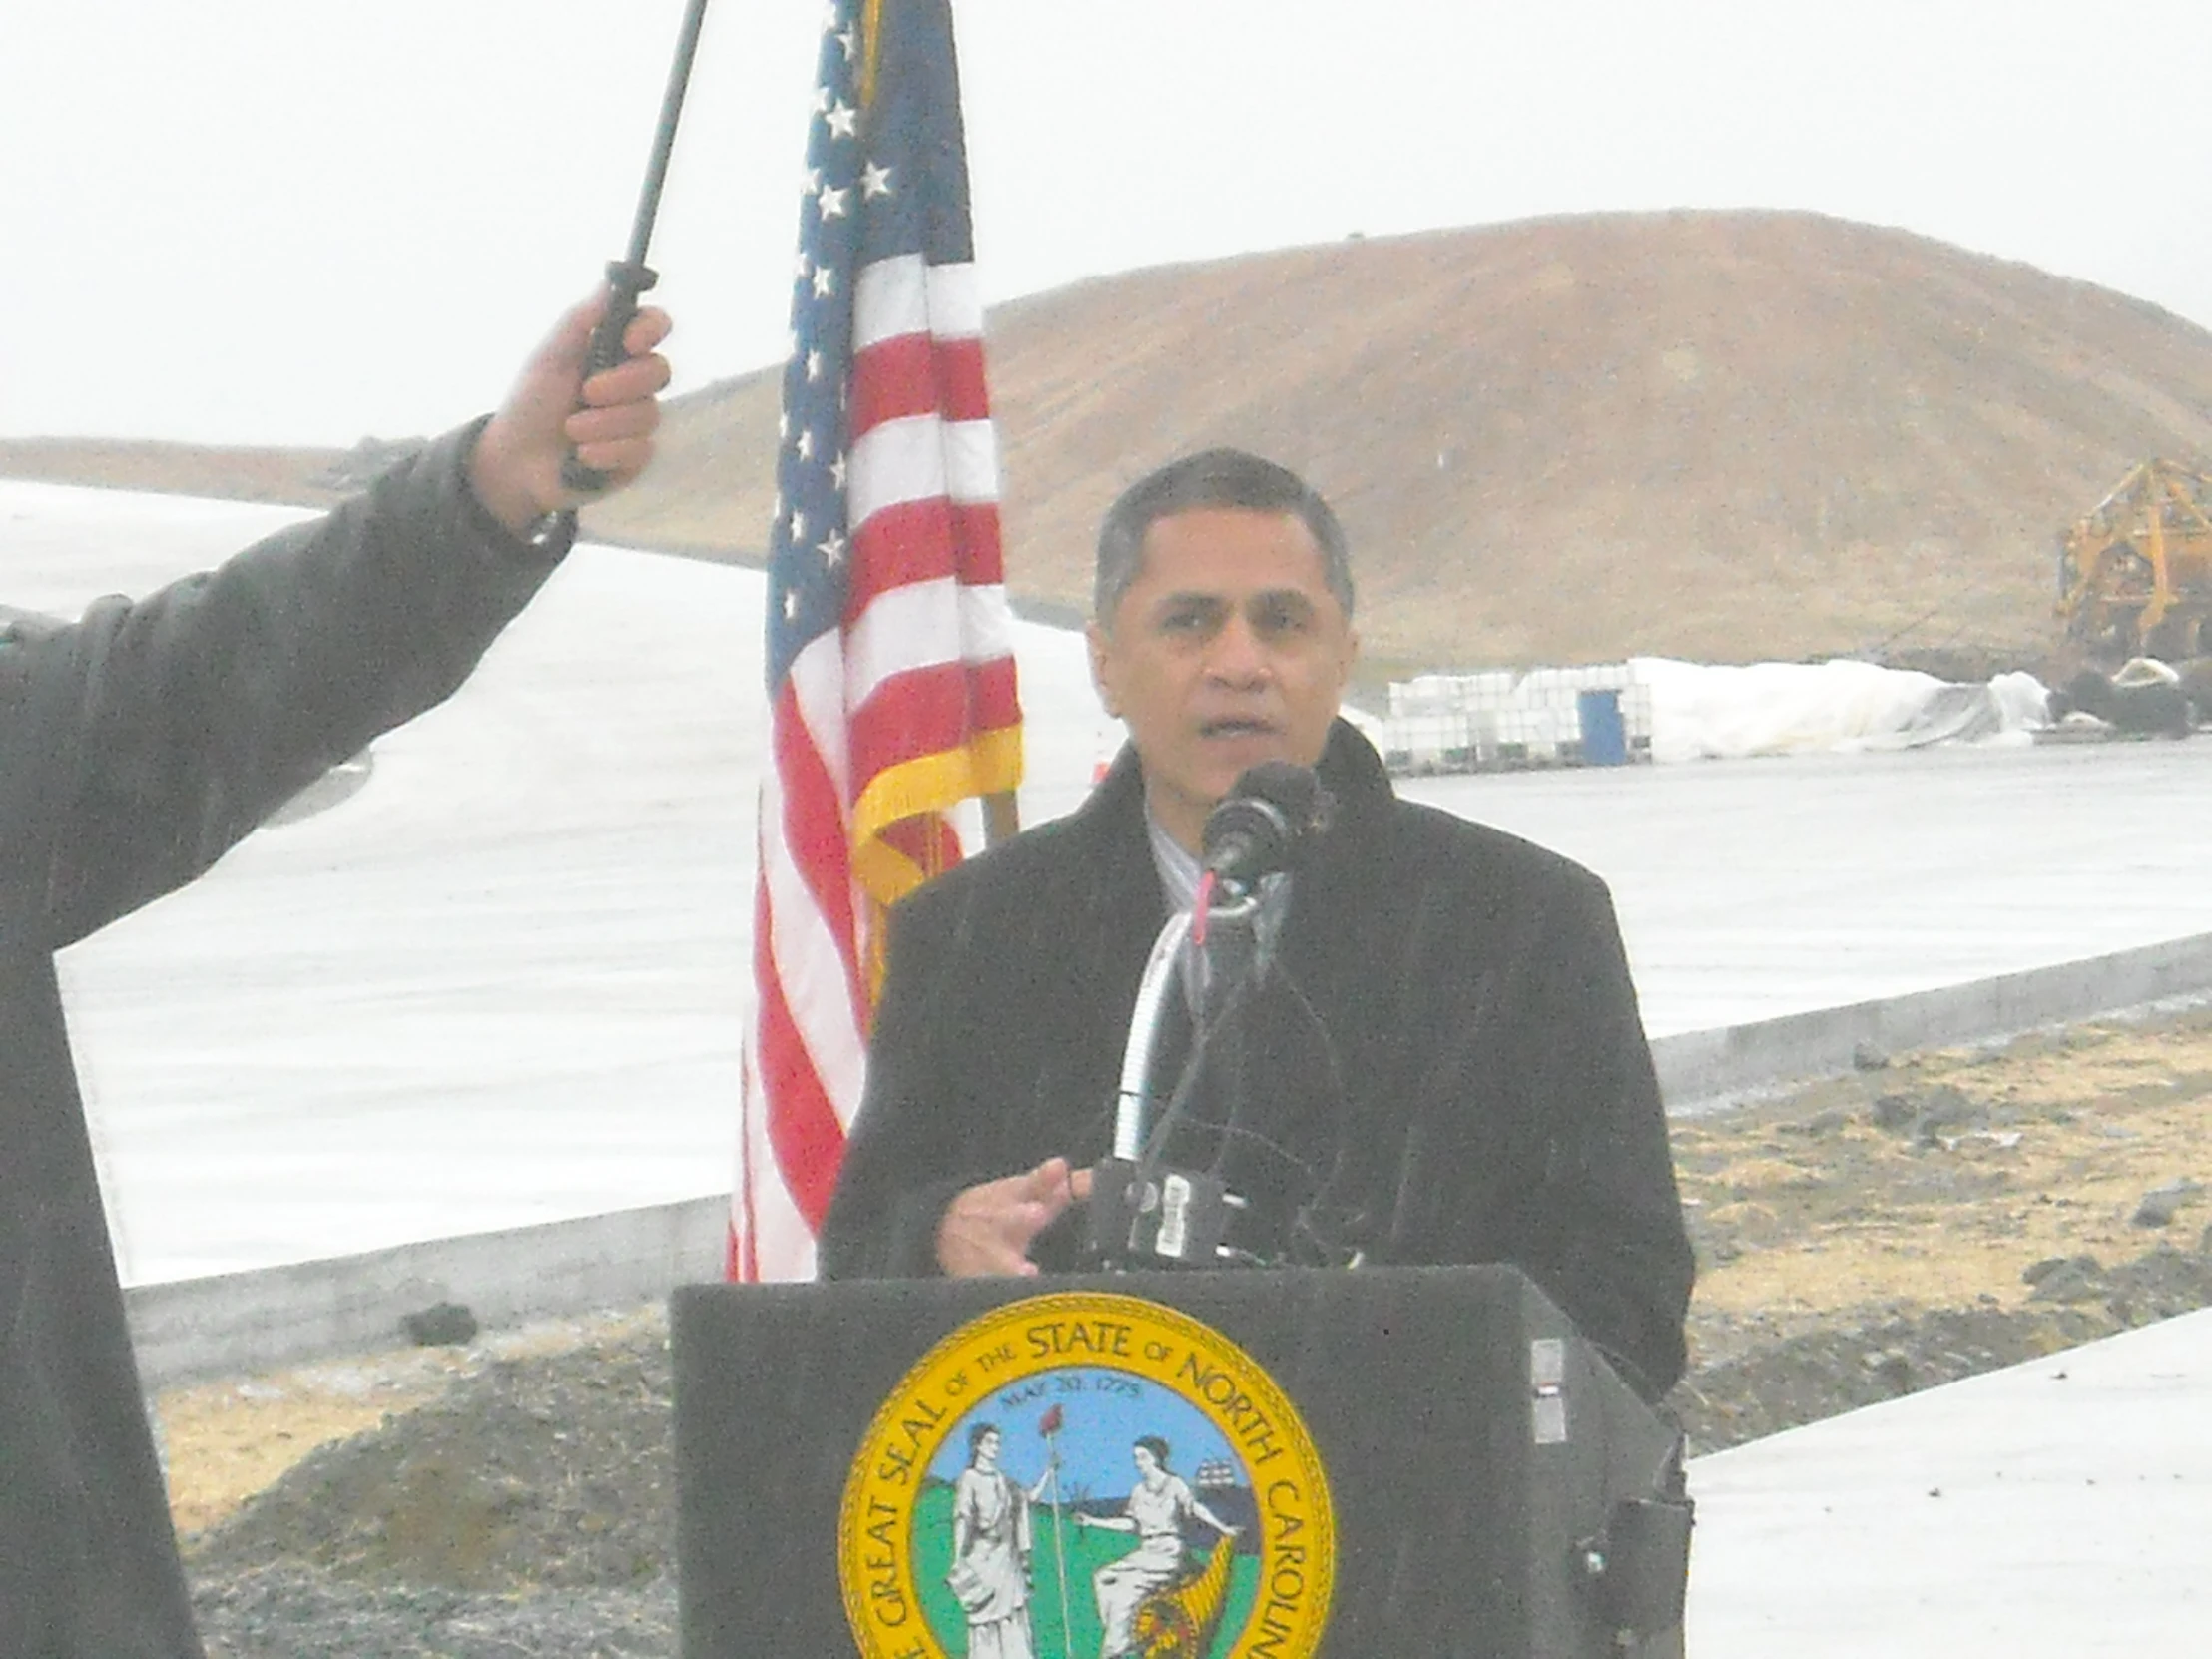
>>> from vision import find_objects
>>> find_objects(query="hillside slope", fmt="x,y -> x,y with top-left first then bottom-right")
11,210 -> 2212,674
588,209 -> 2212,671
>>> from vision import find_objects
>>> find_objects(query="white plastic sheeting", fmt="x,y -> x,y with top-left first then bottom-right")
1633,658 -> 2052,763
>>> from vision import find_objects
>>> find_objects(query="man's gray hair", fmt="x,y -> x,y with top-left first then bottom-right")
1093,448 -> 1355,624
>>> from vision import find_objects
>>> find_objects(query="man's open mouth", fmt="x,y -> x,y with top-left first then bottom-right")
1199,718 -> 1277,739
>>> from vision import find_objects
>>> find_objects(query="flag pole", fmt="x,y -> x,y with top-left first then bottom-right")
561,0 -> 714,492
982,789 -> 1020,846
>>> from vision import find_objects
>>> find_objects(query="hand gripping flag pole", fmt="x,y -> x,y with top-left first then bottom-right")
560,0 -> 713,492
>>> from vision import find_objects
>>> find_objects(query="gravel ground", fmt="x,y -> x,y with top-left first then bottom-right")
183,1250 -> 2212,1659
192,1567 -> 677,1659
177,1013 -> 2212,1657
1668,1240 -> 2212,1453
188,1337 -> 679,1659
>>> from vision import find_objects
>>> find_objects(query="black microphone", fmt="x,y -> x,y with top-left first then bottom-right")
1200,762 -> 1332,893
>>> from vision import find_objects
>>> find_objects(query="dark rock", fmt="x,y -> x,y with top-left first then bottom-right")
1864,1351 -> 1913,1395
2131,1178 -> 2203,1229
1783,1108 -> 1849,1137
401,1303 -> 479,1348
2133,1191 -> 2182,1228
2027,1258 -> 2107,1303
1871,1093 -> 1917,1130
1688,1217 -> 1740,1268
2022,1256 -> 2073,1285
1912,1084 -> 1984,1143
1852,1041 -> 1891,1072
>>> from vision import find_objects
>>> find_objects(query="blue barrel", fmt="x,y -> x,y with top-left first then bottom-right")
1577,688 -> 1628,766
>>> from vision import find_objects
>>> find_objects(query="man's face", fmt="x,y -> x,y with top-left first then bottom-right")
1087,506 -> 1358,851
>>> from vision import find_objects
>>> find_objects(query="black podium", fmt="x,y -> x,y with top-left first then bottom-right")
671,1265 -> 1688,1659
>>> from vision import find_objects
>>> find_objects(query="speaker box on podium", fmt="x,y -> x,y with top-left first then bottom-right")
671,1264 -> 1689,1658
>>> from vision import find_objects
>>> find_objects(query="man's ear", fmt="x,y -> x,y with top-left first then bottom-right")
1087,622 -> 1122,719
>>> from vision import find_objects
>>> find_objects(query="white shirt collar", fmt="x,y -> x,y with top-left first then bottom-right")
1144,806 -> 1205,912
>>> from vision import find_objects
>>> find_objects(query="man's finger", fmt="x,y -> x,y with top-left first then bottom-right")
935,1158 -> 1095,1278
1014,1158 -> 1085,1230
579,351 -> 674,408
564,398 -> 662,447
536,292 -> 606,375
621,305 -> 674,356
566,437 -> 655,485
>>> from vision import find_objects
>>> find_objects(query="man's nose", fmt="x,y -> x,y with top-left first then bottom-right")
1204,614 -> 1271,683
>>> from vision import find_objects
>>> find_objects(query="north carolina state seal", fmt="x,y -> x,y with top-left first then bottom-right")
839,1291 -> 1335,1658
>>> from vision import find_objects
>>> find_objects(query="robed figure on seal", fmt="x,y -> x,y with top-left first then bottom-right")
1074,1437 -> 1241,1659
949,1423 -> 1047,1658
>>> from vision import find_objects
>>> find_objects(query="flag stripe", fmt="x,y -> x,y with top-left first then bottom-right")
848,498 -> 1006,599
848,332 -> 992,434
847,572 -> 1017,704
852,254 -> 984,350
736,1032 -> 819,1279
848,414 -> 1001,525
853,493 -> 1012,592
766,703 -> 866,1046
849,660 -> 1023,801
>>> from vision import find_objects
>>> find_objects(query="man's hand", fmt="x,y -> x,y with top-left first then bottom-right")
936,1157 -> 1093,1277
467,289 -> 674,538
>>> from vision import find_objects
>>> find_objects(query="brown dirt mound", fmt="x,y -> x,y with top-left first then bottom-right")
1672,1249 -> 2212,1454
188,1336 -> 673,1595
18,212 -> 2212,677
0,436 -> 352,509
589,209 -> 2212,672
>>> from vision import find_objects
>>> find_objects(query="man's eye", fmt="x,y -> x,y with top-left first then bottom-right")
1255,601 -> 1311,635
1160,609 -> 1212,633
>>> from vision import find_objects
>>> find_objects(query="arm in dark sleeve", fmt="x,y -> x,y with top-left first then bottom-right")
1503,869 -> 1695,1398
29,419 -> 571,947
819,887 -> 985,1280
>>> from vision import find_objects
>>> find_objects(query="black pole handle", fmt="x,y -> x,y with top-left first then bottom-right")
558,258 -> 660,493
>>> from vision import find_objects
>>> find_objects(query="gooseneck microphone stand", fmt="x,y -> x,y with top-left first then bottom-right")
1085,761 -> 1328,1270
1109,907 -> 1201,1164
1086,878 -> 1259,1270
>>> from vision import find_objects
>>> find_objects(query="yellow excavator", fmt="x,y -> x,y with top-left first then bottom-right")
2057,458 -> 2212,661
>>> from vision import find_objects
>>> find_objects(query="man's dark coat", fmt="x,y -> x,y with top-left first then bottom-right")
0,426 -> 568,1658
819,721 -> 1695,1399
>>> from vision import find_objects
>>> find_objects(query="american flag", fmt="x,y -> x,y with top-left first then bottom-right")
731,0 -> 1022,1281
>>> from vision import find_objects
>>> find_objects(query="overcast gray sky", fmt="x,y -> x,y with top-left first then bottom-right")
3,0 -> 2207,445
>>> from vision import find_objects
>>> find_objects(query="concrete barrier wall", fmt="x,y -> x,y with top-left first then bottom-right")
129,930 -> 2212,1387
1650,930 -> 2212,1108
127,1195 -> 730,1388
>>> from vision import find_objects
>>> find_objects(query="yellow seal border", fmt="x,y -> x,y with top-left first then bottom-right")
838,1289 -> 1336,1658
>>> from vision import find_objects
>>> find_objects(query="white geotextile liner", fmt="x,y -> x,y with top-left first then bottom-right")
1632,658 -> 2050,764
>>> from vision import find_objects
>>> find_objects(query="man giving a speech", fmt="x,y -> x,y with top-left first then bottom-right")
819,448 -> 1693,1400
